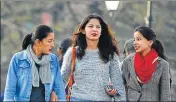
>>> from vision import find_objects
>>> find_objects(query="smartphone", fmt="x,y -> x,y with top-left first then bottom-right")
107,84 -> 113,91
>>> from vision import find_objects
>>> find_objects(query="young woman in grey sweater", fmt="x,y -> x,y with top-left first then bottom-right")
61,13 -> 126,101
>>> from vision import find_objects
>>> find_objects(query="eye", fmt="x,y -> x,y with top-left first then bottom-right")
48,40 -> 53,43
96,26 -> 101,28
88,25 -> 93,28
137,38 -> 141,41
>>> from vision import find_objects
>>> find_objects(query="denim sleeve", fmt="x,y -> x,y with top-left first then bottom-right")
53,56 -> 66,101
4,55 -> 18,101
109,54 -> 126,101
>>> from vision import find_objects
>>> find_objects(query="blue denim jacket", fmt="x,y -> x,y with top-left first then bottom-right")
4,50 -> 66,101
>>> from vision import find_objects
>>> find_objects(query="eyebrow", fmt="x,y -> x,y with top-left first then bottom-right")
47,38 -> 54,41
134,36 -> 142,40
136,36 -> 142,38
87,23 -> 100,26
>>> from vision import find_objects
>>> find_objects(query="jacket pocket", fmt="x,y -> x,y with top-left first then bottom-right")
17,59 -> 30,78
127,88 -> 141,101
126,77 -> 141,101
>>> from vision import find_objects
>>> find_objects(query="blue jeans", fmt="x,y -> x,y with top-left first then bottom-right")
71,97 -> 92,101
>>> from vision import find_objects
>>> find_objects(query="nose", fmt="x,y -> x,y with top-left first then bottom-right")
133,40 -> 136,46
51,41 -> 55,48
92,26 -> 98,31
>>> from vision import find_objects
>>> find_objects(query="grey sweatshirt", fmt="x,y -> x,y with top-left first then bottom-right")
61,47 -> 126,101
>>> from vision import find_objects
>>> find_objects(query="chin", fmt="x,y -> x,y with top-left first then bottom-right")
43,52 -> 50,55
90,38 -> 99,41
135,50 -> 140,53
47,52 -> 51,54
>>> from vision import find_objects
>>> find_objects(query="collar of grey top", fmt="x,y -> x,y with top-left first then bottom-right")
73,46 -> 99,53
85,48 -> 99,53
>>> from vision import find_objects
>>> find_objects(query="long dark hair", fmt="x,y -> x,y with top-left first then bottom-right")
72,13 -> 120,63
134,26 -> 168,61
22,25 -> 54,50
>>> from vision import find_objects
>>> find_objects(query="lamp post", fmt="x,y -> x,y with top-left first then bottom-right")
105,1 -> 120,30
105,1 -> 120,17
145,1 -> 152,28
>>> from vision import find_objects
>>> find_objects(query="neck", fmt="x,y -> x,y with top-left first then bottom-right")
32,45 -> 41,57
140,48 -> 151,57
86,39 -> 99,50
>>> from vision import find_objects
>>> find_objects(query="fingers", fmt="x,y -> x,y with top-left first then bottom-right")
110,89 -> 117,95
50,91 -> 58,101
51,97 -> 58,101
107,89 -> 117,96
55,97 -> 58,101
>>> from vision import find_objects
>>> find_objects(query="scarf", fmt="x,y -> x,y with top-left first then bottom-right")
134,49 -> 158,84
27,45 -> 51,87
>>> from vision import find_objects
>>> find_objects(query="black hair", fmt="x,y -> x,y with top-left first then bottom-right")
22,25 -> 54,50
134,26 -> 168,61
72,13 -> 120,63
60,38 -> 72,55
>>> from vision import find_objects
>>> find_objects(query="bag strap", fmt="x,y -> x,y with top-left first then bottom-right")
66,47 -> 76,101
68,47 -> 76,87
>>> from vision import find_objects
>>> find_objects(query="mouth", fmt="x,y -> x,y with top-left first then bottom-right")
91,33 -> 98,37
134,46 -> 139,50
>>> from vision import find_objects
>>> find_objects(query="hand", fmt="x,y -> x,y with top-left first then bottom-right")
50,91 -> 58,101
106,88 -> 117,96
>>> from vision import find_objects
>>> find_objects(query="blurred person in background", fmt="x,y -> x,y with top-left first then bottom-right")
123,38 -> 135,58
4,25 -> 66,101
61,13 -> 126,101
58,38 -> 72,67
119,38 -> 135,69
122,26 -> 171,101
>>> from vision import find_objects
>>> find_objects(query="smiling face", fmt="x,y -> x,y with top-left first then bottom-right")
133,31 -> 153,56
39,32 -> 55,55
83,18 -> 102,41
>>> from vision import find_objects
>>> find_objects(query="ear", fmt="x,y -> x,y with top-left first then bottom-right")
82,30 -> 85,34
34,39 -> 41,46
149,40 -> 153,46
